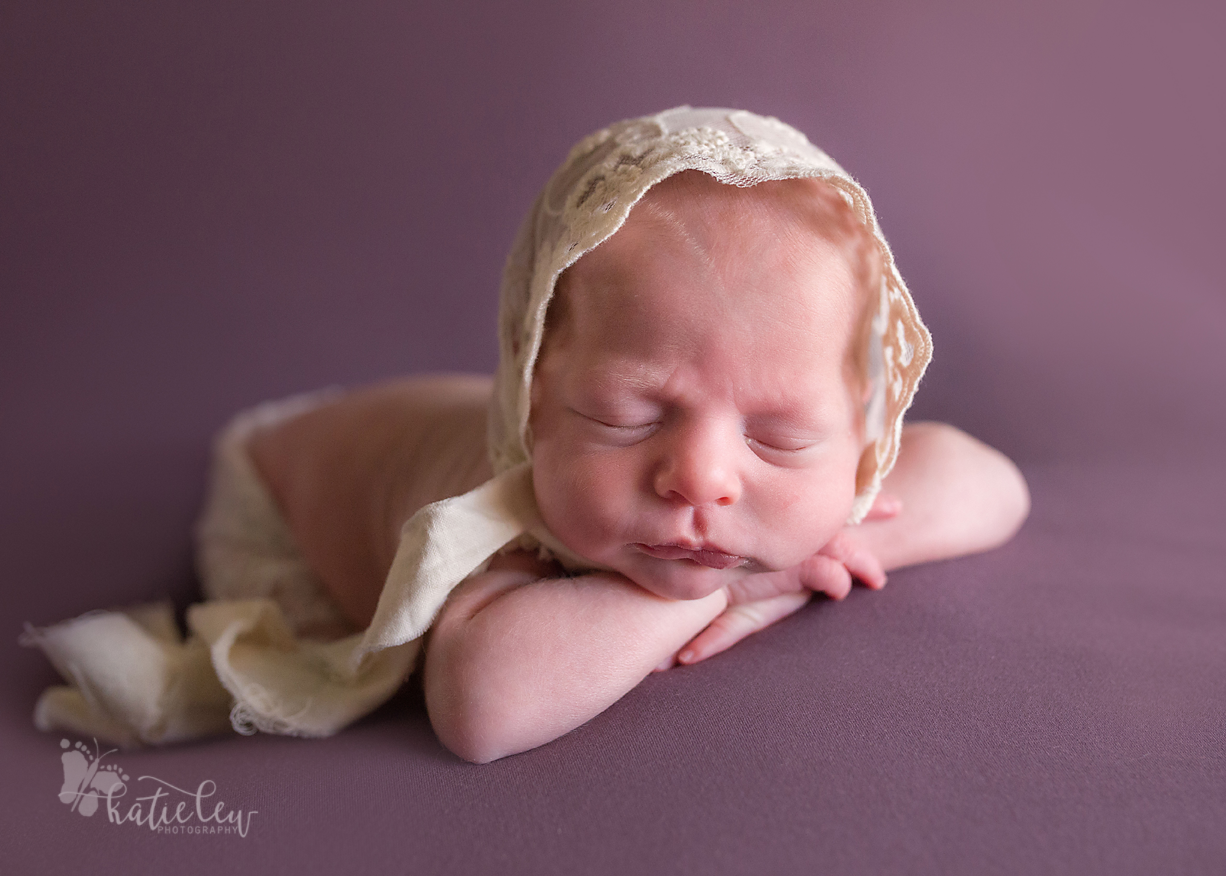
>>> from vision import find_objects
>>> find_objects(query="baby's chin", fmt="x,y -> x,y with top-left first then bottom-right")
617,553 -> 765,602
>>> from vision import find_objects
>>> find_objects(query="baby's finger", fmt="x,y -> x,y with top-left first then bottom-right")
678,592 -> 812,665
818,532 -> 886,590
652,654 -> 677,673
840,544 -> 887,590
799,554 -> 854,600
862,492 -> 903,521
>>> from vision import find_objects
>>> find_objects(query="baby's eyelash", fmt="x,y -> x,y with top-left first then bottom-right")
746,436 -> 817,454
593,418 -> 656,432
573,409 -> 658,433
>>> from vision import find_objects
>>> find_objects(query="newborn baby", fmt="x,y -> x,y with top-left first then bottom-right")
26,108 -> 1028,761
247,171 -> 1027,762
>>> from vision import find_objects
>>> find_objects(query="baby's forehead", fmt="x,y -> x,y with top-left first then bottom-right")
624,171 -> 849,259
558,171 -> 863,317
545,170 -> 875,398
557,179 -> 858,336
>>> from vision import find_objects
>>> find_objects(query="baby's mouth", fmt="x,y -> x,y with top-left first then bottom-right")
633,543 -> 746,570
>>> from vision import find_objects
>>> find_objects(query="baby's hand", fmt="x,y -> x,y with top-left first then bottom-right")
780,528 -> 888,601
655,494 -> 899,670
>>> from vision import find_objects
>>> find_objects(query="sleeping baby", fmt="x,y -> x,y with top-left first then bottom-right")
25,107 -> 1029,762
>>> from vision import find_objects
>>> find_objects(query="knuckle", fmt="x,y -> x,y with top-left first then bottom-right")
732,605 -> 767,628
824,532 -> 850,558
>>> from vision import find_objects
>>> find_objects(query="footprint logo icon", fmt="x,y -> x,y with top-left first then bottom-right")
58,738 -> 129,817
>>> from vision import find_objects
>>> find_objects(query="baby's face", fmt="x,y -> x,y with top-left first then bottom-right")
529,176 -> 865,601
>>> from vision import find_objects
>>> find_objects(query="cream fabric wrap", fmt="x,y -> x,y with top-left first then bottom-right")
22,107 -> 931,747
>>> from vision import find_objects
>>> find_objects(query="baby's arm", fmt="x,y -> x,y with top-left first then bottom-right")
424,421 -> 1028,762
678,421 -> 1030,664
847,421 -> 1030,569
424,551 -> 727,763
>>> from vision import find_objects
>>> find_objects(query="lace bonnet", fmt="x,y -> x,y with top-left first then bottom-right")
490,106 -> 932,524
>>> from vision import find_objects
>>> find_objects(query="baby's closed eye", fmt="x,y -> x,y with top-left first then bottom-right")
743,416 -> 832,464
570,406 -> 660,442
744,434 -> 824,467
745,434 -> 816,453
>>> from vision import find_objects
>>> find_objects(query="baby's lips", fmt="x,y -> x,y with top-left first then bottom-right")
689,548 -> 744,570
634,543 -> 745,570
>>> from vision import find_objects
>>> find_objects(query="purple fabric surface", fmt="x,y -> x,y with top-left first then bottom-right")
3,1 -> 1223,873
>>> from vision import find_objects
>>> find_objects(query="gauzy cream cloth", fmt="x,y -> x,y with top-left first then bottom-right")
22,107 -> 932,747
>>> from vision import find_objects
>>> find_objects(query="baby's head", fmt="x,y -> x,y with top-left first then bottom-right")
490,108 -> 931,594
529,171 -> 879,599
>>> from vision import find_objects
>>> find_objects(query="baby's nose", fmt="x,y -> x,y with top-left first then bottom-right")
653,423 -> 742,507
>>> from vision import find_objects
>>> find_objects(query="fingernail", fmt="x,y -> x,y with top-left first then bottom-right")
678,650 -> 694,664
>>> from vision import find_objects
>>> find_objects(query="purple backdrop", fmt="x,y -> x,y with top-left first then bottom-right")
3,1 -> 1224,873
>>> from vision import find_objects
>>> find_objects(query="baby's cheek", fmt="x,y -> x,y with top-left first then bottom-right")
768,470 -> 858,555
563,455 -> 628,527
534,448 -> 615,541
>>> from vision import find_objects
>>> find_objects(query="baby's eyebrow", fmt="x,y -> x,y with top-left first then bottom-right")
583,361 -> 670,396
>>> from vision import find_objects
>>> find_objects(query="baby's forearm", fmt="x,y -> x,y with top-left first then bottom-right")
424,562 -> 727,763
